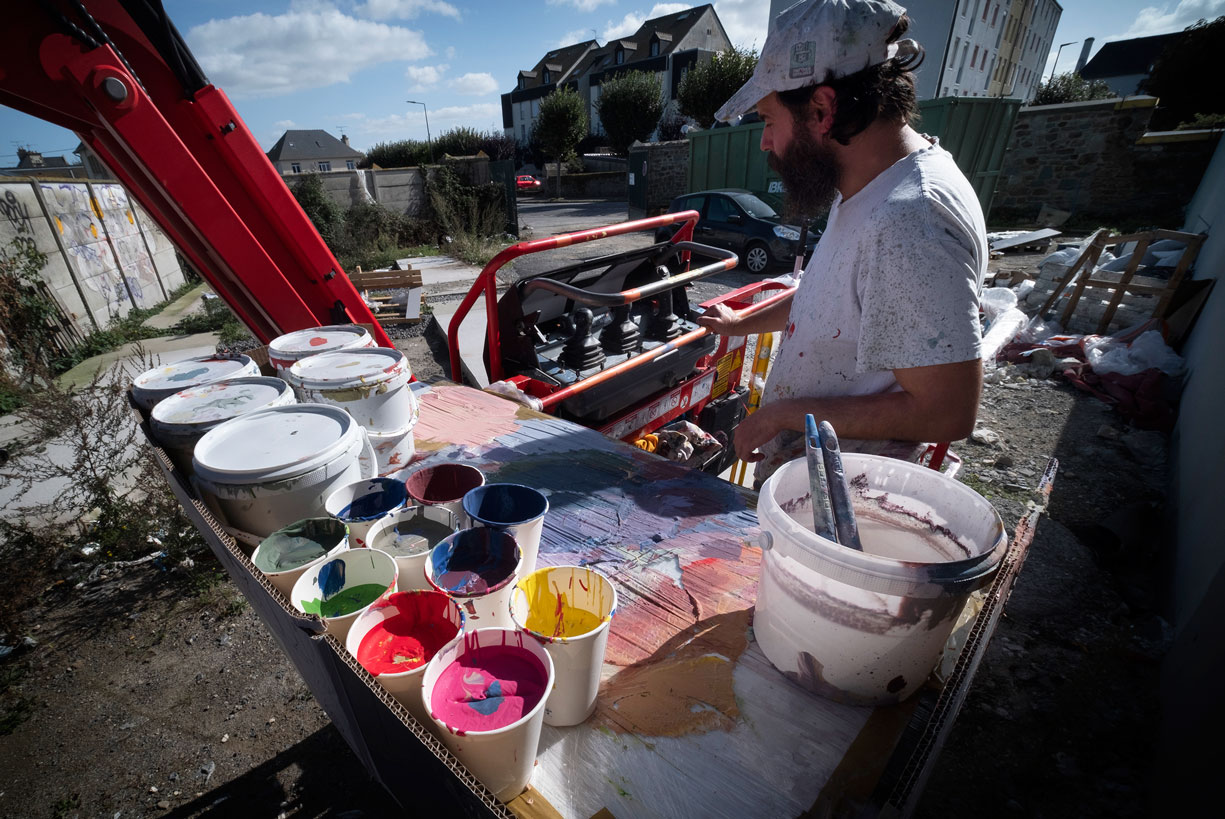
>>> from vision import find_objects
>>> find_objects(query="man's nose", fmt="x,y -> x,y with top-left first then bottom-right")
760,127 -> 772,153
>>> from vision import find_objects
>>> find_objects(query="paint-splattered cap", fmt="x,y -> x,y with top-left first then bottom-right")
716,0 -> 918,123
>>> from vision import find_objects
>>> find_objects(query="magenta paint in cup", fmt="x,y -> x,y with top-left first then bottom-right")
422,627 -> 554,802
461,483 -> 548,577
405,462 -> 486,516
424,528 -> 521,631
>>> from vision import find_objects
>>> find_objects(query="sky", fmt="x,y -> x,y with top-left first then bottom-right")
3,0 -> 1224,167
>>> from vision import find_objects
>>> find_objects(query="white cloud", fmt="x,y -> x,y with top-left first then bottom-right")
451,72 -> 499,95
713,0 -> 768,51
274,119 -> 297,129
445,45 -> 456,59
356,0 -> 461,20
356,102 -> 502,140
557,27 -> 596,48
602,4 -> 689,41
548,0 -> 616,11
187,9 -> 431,99
1123,0 -> 1225,37
406,63 -> 449,90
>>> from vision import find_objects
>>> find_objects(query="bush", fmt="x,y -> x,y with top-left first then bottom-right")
1143,17 -> 1225,131
657,104 -> 689,141
0,236 -> 56,382
597,71 -> 665,155
289,173 -> 343,247
1030,72 -> 1114,106
1178,112 -> 1225,130
363,128 -> 519,168
679,46 -> 758,129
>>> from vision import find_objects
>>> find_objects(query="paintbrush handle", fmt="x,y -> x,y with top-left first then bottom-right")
805,415 -> 838,542
818,421 -> 863,551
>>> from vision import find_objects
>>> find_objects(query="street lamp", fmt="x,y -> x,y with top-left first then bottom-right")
405,99 -> 433,164
1049,41 -> 1077,82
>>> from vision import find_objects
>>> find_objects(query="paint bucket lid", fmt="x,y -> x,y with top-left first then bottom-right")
131,354 -> 259,411
267,325 -> 373,368
151,376 -> 293,436
192,403 -> 363,485
287,347 -> 410,391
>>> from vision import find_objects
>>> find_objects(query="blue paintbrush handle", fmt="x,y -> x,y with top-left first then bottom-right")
818,421 -> 863,551
805,415 -> 837,542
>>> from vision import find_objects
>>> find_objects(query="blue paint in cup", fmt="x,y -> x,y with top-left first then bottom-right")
461,483 -> 548,530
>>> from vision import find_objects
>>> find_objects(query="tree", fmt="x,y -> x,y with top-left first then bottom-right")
596,71 -> 665,155
535,86 -> 587,198
289,173 -> 343,249
1142,16 -> 1225,130
678,46 -> 758,129
1030,72 -> 1114,106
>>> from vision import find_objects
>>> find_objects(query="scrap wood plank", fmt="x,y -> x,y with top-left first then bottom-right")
989,228 -> 1061,253
1038,228 -> 1106,317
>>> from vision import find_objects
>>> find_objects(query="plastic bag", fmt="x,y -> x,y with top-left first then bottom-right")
981,307 -> 1029,362
1085,330 -> 1185,377
484,380 -> 544,411
980,287 -> 1018,324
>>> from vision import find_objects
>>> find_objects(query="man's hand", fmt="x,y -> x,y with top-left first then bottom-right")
732,402 -> 784,462
696,303 -> 742,336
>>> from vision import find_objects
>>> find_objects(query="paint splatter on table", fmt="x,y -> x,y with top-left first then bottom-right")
403,385 -> 882,817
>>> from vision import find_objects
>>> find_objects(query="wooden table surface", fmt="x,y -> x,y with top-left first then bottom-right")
407,384 -> 951,818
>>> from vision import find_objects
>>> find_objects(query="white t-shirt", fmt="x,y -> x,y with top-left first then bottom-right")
754,138 -> 986,485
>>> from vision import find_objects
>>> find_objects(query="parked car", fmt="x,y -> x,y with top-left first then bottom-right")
655,189 -> 820,274
516,174 -> 542,190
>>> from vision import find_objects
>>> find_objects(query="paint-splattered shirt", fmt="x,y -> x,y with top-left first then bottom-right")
755,139 -> 986,488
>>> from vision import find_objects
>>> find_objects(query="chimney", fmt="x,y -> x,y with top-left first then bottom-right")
1075,38 -> 1094,73
341,134 -> 350,147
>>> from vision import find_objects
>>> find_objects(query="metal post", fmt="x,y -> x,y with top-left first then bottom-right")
1049,41 -> 1076,82
406,99 -> 433,164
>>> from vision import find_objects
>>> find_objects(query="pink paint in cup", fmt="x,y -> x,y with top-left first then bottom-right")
404,462 -> 485,516
421,628 -> 554,802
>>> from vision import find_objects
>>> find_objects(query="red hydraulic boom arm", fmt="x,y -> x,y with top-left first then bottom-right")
0,0 -> 391,347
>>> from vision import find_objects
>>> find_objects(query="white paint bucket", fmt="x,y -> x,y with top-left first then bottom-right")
266,324 -> 374,378
345,590 -> 465,726
323,477 -> 408,549
191,404 -> 376,548
404,462 -> 485,518
149,376 -> 295,478
286,347 -> 417,433
422,628 -> 554,802
290,547 -> 399,642
251,517 -> 349,597
368,424 -> 416,477
509,566 -> 616,727
365,505 -> 458,591
461,484 -> 548,578
425,528 -> 521,631
130,354 -> 260,413
755,454 -> 1007,706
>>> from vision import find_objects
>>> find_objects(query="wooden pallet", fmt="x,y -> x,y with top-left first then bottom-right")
349,265 -> 424,323
1037,228 -> 1205,334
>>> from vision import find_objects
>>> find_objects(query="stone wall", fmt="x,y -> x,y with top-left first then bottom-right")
991,97 -> 1221,228
644,140 -> 690,215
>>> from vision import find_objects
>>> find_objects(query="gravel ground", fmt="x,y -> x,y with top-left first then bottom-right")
0,243 -> 1171,817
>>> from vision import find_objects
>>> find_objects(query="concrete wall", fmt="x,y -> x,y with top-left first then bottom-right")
1156,132 -> 1225,810
990,97 -> 1220,227
524,171 -> 626,200
0,178 -> 186,338
280,159 -> 491,215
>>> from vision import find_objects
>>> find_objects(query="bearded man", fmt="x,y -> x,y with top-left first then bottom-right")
697,0 -> 987,488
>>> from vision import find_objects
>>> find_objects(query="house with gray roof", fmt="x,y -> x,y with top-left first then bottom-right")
266,129 -> 364,175
502,4 -> 732,143
1079,32 -> 1183,98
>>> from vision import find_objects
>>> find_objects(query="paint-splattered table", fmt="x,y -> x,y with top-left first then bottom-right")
404,384 -> 1033,818
149,381 -> 1038,819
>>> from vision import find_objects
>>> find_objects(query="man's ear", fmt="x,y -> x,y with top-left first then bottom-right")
808,85 -> 837,138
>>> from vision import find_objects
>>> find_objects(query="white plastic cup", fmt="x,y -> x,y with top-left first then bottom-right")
365,505 -> 458,591
405,462 -> 486,518
324,477 -> 408,548
421,627 -> 555,802
290,548 -> 399,642
250,517 -> 349,597
345,590 -> 465,727
461,483 -> 548,577
510,566 -> 617,727
424,528 -> 521,631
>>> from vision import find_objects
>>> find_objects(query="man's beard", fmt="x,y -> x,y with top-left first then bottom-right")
767,128 -> 840,222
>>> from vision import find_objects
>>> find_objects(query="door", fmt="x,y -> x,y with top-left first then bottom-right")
702,194 -> 747,251
627,147 -> 649,213
489,159 -> 519,238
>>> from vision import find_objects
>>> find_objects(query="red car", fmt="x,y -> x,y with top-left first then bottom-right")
516,174 -> 542,190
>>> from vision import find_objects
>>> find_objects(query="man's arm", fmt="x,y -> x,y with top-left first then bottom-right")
696,293 -> 793,337
732,358 -> 982,461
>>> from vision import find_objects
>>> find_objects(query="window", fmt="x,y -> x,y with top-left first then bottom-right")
992,6 -> 999,27
290,162 -> 300,173
706,196 -> 738,223
960,0 -> 967,15
983,2 -> 989,21
318,161 -> 331,172
968,0 -> 979,34
543,70 -> 552,84
650,39 -> 660,57
346,160 -> 356,170
950,37 -> 960,68
984,57 -> 995,89
972,45 -> 979,66
518,77 -> 525,90
956,43 -> 969,84
615,47 -> 624,65
982,49 -> 990,69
